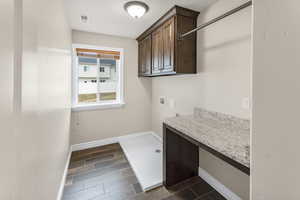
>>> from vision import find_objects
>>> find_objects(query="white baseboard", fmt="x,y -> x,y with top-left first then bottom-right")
71,137 -> 119,152
56,149 -> 72,200
71,131 -> 157,152
198,167 -> 242,200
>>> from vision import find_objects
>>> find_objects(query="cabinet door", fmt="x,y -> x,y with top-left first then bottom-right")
162,17 -> 175,72
143,35 -> 152,75
138,42 -> 144,75
152,27 -> 164,74
138,35 -> 152,76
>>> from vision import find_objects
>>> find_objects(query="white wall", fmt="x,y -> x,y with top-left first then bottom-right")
14,0 -> 72,199
0,0 -> 16,199
252,0 -> 300,199
71,30 -> 152,144
151,0 -> 251,199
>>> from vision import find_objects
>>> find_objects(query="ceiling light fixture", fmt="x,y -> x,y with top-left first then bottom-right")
124,1 -> 149,19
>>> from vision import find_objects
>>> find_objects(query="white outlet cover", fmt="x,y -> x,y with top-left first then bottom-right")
242,97 -> 250,109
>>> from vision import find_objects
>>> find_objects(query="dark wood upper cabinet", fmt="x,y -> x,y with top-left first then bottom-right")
138,35 -> 152,76
162,17 -> 175,73
151,27 -> 163,74
137,6 -> 199,77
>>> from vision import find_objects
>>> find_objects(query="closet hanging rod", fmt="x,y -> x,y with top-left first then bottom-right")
180,1 -> 252,39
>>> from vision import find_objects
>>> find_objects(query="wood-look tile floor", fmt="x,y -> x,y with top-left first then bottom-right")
63,143 -> 227,200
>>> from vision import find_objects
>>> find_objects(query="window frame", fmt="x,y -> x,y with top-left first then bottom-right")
71,44 -> 125,111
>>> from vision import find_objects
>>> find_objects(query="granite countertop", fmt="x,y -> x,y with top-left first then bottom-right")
164,108 -> 250,168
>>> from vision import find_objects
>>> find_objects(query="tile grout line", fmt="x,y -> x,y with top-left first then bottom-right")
71,157 -> 128,180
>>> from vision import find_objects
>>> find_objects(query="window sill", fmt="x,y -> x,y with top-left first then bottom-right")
72,102 -> 125,112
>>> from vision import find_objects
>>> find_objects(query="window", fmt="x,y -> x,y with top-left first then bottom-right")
72,44 -> 124,111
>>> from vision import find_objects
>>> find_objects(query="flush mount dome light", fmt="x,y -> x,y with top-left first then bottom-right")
124,1 -> 149,18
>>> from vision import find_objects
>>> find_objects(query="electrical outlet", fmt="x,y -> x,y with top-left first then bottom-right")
160,97 -> 165,104
242,97 -> 250,109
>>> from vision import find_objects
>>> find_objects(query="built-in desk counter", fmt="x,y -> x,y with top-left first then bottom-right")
163,108 -> 250,187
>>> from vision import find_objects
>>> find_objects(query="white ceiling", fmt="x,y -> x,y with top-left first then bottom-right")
64,0 -> 216,39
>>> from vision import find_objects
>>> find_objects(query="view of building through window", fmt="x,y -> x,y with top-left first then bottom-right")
74,47 -> 121,105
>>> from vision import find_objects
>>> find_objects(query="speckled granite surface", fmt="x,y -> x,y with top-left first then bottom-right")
164,108 -> 250,168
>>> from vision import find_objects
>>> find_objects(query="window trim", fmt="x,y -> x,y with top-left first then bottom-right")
71,44 -> 124,111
